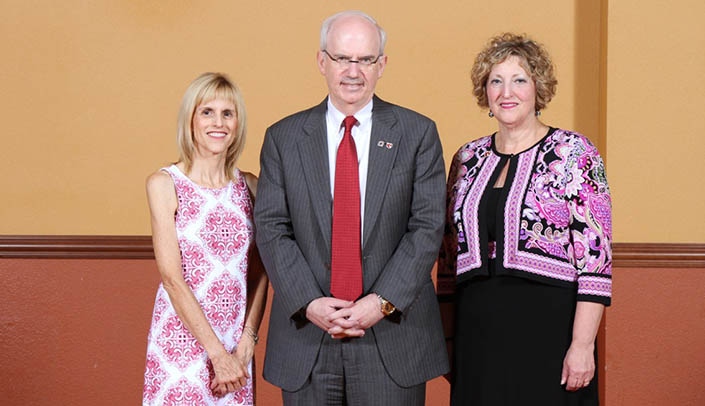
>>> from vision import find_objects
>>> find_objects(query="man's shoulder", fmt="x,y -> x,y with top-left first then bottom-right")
267,101 -> 325,132
374,96 -> 435,125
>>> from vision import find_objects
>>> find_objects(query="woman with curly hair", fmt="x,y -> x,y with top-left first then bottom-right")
438,33 -> 612,405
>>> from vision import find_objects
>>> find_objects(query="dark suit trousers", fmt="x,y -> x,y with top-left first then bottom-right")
281,331 -> 426,406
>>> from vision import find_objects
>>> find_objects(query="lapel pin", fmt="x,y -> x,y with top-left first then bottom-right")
377,141 -> 384,147
385,142 -> 393,149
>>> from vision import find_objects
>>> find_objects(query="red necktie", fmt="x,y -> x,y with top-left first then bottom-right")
330,115 -> 362,301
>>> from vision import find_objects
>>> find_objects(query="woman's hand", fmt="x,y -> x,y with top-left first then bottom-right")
209,350 -> 250,397
561,301 -> 604,391
561,341 -> 595,391
233,332 -> 256,375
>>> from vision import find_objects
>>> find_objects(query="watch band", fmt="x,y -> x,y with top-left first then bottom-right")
377,294 -> 396,316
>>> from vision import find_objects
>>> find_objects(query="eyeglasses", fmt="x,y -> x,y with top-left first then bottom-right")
322,50 -> 382,68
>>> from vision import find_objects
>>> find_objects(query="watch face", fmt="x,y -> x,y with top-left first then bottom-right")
378,295 -> 395,315
382,302 -> 395,315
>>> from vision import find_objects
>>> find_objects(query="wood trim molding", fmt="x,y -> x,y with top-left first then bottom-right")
612,242 -> 705,268
0,235 -> 154,259
0,237 -> 704,267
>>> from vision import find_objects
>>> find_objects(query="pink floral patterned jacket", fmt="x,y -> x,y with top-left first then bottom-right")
437,128 -> 612,305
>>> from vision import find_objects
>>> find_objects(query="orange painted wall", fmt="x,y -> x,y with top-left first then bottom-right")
0,258 -> 448,405
605,267 -> 705,405
3,257 -> 704,405
606,0 -> 705,242
0,259 -> 159,404
1,0 -> 599,235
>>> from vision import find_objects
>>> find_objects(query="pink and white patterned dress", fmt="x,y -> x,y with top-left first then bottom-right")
143,165 -> 254,406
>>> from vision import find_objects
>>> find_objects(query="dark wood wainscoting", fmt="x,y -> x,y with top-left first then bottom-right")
1,236 -> 704,267
0,235 -> 153,259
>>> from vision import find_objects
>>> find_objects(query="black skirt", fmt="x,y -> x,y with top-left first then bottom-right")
451,272 -> 599,405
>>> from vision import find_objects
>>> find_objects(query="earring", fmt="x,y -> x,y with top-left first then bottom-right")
535,110 -> 541,116
488,111 -> 494,118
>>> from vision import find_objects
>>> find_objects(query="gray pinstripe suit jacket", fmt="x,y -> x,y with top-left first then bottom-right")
254,95 -> 449,391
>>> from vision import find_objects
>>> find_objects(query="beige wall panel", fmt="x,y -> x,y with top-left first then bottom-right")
1,1 -> 595,234
606,0 -> 705,242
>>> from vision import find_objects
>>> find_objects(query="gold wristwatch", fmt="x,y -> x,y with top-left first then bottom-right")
377,294 -> 396,316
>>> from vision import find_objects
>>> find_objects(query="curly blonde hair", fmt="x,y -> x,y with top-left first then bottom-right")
471,33 -> 557,112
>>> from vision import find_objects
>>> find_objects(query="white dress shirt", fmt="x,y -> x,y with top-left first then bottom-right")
326,98 -> 372,237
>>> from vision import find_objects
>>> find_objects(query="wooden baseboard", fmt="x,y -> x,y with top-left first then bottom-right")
0,236 -> 704,267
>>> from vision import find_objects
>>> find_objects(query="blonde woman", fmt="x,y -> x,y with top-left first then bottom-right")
143,73 -> 267,405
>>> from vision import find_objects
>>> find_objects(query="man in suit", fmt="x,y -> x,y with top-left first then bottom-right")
254,10 -> 448,405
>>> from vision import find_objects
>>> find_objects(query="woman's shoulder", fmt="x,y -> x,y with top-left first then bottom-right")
452,134 -> 493,161
145,167 -> 178,209
546,128 -> 604,163
146,166 -> 175,190
239,170 -> 258,198
549,128 -> 596,148
457,134 -> 491,150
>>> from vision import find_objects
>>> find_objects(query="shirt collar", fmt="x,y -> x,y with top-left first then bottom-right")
326,98 -> 373,130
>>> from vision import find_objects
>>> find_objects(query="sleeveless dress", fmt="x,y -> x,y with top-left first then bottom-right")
143,165 -> 254,406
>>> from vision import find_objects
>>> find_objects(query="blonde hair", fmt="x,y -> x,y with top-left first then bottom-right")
471,33 -> 557,112
176,72 -> 247,180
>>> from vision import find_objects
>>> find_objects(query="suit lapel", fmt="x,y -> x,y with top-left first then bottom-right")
363,97 -> 400,250
300,97 -> 401,254
298,100 -> 333,252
